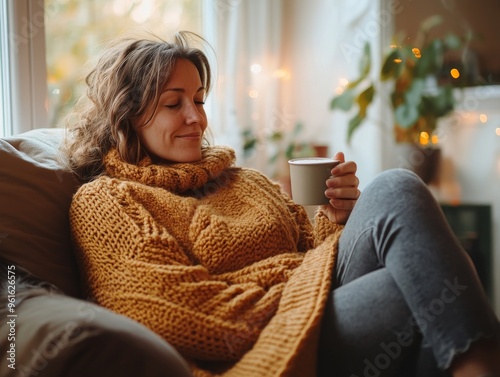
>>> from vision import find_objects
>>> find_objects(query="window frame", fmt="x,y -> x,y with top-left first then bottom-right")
0,0 -> 11,137
4,0 -> 47,136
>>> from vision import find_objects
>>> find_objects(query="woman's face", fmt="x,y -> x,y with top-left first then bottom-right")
136,59 -> 207,163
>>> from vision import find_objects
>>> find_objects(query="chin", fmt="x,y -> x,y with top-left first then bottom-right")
169,150 -> 203,163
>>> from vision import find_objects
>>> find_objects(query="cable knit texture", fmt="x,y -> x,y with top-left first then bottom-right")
70,146 -> 343,377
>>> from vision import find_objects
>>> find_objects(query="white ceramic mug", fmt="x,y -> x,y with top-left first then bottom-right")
288,158 -> 340,205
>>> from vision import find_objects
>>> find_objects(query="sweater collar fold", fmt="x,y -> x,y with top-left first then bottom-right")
103,146 -> 236,193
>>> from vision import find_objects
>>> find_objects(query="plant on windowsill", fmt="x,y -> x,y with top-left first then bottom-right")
330,16 -> 471,183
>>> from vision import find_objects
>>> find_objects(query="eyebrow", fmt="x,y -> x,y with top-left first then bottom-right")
162,87 -> 205,94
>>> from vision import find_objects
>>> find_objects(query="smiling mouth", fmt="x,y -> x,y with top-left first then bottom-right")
177,133 -> 201,140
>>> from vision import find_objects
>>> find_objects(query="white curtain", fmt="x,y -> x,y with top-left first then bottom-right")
202,0 -> 284,175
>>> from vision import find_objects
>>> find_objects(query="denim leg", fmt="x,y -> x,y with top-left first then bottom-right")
318,268 -> 427,377
322,169 -> 499,372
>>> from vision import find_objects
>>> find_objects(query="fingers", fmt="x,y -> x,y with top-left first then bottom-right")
333,151 -> 345,163
326,174 -> 359,189
325,186 -> 360,201
328,198 -> 358,211
326,152 -> 360,213
331,160 -> 357,176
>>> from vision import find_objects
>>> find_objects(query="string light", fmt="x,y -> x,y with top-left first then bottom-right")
248,89 -> 259,98
496,128 -> 500,136
412,48 -> 421,58
479,114 -> 488,123
419,131 -> 429,145
250,64 -> 262,74
450,68 -> 460,79
335,78 -> 349,95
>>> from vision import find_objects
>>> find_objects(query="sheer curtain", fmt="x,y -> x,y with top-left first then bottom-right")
202,0 -> 284,174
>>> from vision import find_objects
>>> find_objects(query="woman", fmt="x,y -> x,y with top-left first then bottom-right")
65,32 -> 499,377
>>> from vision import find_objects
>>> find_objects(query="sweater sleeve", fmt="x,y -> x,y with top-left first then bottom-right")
70,179 -> 302,362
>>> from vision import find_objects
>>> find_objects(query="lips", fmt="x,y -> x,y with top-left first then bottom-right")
176,133 -> 201,140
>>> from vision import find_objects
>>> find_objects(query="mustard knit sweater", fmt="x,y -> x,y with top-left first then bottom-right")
70,146 -> 343,377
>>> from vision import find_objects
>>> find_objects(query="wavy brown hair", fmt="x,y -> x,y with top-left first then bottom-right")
63,31 -> 212,182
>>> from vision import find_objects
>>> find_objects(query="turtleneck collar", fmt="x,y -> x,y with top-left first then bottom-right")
103,146 -> 236,193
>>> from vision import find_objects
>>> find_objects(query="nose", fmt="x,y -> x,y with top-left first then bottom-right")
184,101 -> 205,125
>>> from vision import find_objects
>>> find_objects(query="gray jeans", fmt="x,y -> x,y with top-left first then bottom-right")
317,169 -> 499,377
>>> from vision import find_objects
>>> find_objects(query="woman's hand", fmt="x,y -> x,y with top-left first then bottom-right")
320,152 -> 360,224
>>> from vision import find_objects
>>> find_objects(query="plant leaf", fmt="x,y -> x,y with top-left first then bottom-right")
422,86 -> 455,117
395,102 -> 419,128
285,143 -> 296,159
444,33 -> 462,50
347,113 -> 364,144
414,39 -> 444,77
269,131 -> 283,142
420,15 -> 443,33
292,122 -> 303,137
344,42 -> 372,89
381,48 -> 404,80
330,88 -> 356,111
357,84 -> 375,117
359,41 -> 371,77
405,78 -> 425,105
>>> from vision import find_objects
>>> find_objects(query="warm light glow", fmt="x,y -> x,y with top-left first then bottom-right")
496,128 -> 500,136
250,64 -> 262,74
419,131 -> 430,145
479,114 -> 488,123
248,89 -> 259,98
273,69 -> 286,78
335,78 -> 349,95
390,44 -> 398,49
431,135 -> 439,144
450,68 -> 460,79
412,48 -> 421,58
394,58 -> 402,64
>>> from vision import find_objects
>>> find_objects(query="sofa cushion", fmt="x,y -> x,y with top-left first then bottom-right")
0,128 -> 81,297
0,293 -> 193,377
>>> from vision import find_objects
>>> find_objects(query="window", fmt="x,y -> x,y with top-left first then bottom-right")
45,0 -> 203,128
1,0 -> 47,136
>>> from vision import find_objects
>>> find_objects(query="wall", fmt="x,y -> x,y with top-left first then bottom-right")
394,0 -> 500,84
281,0 -> 390,191
438,86 -> 500,314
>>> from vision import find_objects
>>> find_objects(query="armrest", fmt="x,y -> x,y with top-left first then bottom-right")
0,293 -> 193,377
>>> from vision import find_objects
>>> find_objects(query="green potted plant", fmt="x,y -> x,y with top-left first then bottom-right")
330,15 -> 465,146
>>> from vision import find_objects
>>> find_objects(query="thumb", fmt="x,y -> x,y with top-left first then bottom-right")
333,151 -> 345,163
